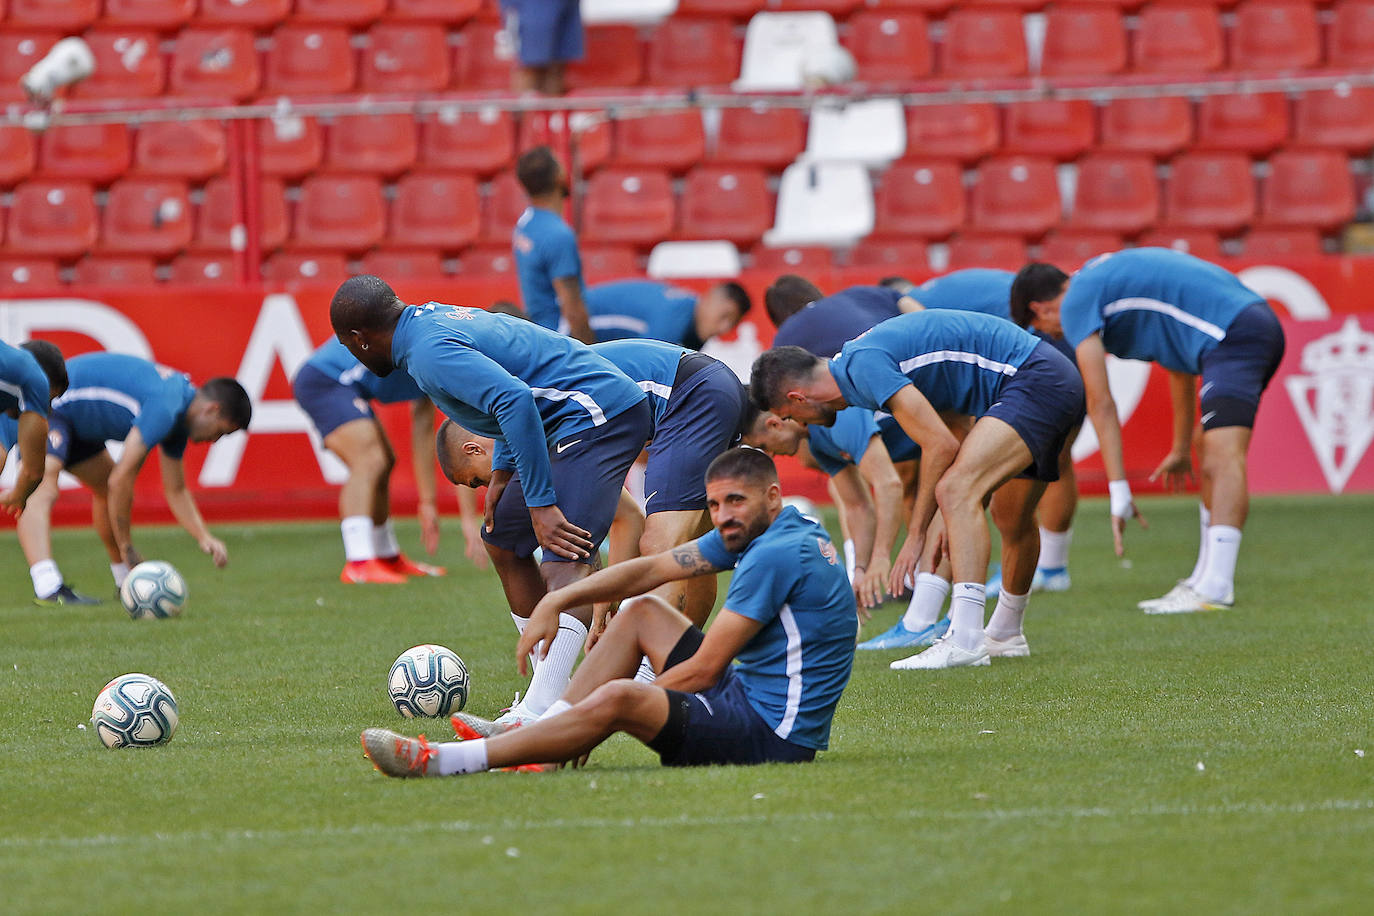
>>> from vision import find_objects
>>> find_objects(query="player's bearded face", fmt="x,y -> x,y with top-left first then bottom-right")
708,481 -> 773,551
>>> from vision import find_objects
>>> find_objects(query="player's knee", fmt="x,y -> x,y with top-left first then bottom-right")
353,447 -> 391,482
935,473 -> 975,515
583,679 -> 640,725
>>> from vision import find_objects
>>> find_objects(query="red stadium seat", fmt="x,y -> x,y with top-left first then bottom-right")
612,111 -> 706,174
37,124 -> 132,185
1134,4 -> 1224,73
71,30 -> 165,99
293,0 -> 386,26
361,23 -> 451,94
1293,87 -> 1374,153
325,115 -> 418,176
1040,6 -> 1127,76
0,257 -> 62,289
418,108 -> 515,176
8,0 -> 97,30
646,18 -> 741,88
581,246 -> 640,280
263,26 -> 356,96
970,157 -> 1060,237
169,251 -> 237,284
0,34 -> 57,103
945,234 -> 1028,270
390,0 -> 483,23
1069,153 -> 1160,235
1242,226 -> 1322,257
101,0 -> 194,30
750,244 -> 834,273
1196,93 -> 1290,155
0,128 -> 36,187
1138,228 -> 1223,259
1230,0 -> 1320,71
904,103 -> 999,163
1037,230 -> 1123,269
846,237 -> 929,272
6,181 -> 98,257
293,175 -> 386,251
1328,0 -> 1374,68
453,22 -> 514,90
479,171 -> 527,246
168,29 -> 261,101
460,245 -> 515,276
1099,97 -> 1193,157
873,159 -> 966,238
390,172 -> 481,250
565,26 -> 643,90
360,249 -> 447,278
526,106 -> 611,173
581,169 -> 676,247
711,106 -> 806,169
1164,152 -> 1256,233
71,255 -> 157,286
1261,148 -> 1356,229
100,178 -> 192,257
198,0 -> 290,28
678,166 -> 773,246
134,120 -> 228,182
1002,100 -> 1095,160
941,9 -> 1027,78
844,11 -> 933,84
675,0 -> 766,16
262,250 -> 350,284
256,115 -> 323,180
195,176 -> 289,251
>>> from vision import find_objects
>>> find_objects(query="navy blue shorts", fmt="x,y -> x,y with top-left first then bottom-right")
648,627 -> 816,767
502,0 -> 583,66
1036,329 -> 1079,368
292,365 -> 374,440
45,414 -> 106,468
644,355 -> 748,515
1199,302 -> 1286,430
482,399 -> 651,563
985,340 -> 1087,482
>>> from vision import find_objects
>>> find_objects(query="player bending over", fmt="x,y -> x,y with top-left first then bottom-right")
0,339 -> 67,514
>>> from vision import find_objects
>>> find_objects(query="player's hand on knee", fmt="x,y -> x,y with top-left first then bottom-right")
484,469 -> 513,533
200,535 -> 228,568
530,505 -> 593,560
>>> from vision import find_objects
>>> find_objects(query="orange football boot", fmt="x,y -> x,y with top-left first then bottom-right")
340,558 -> 408,584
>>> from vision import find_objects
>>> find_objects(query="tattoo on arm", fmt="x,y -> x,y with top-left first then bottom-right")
670,544 -> 716,576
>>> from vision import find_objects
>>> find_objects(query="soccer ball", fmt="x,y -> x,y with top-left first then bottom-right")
119,560 -> 187,620
91,673 -> 178,748
388,644 -> 469,718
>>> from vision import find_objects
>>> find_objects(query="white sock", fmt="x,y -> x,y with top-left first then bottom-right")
373,520 -> 401,559
434,737 -> 489,775
986,590 -> 1029,641
521,613 -> 588,715
1194,525 -> 1241,602
1184,503 -> 1211,587
1037,527 -> 1071,570
634,656 -> 656,683
31,559 -> 62,598
948,582 -> 986,651
110,562 -> 130,588
901,572 -> 949,631
843,538 -> 856,582
510,612 -> 528,635
341,516 -> 374,562
541,699 -> 573,721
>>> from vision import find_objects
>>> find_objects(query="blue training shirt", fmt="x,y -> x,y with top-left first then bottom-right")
913,268 -> 1015,319
830,310 -> 1041,417
772,286 -> 904,358
696,506 -> 857,750
513,206 -> 585,331
52,352 -> 196,458
301,338 -> 424,404
0,340 -> 51,419
807,407 -> 919,477
579,280 -> 698,347
590,338 -> 687,432
1060,248 -> 1265,373
391,303 -> 645,508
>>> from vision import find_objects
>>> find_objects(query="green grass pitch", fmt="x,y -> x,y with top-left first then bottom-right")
2,494 -> 1373,914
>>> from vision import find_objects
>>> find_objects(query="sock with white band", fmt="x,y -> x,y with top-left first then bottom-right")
948,583 -> 987,651
31,559 -> 62,598
520,613 -> 588,716
843,539 -> 857,582
110,562 -> 130,589
1184,503 -> 1211,588
901,572 -> 949,631
373,520 -> 401,560
541,699 -> 573,721
986,590 -> 1029,641
634,657 -> 656,683
434,737 -> 490,775
1037,527 -> 1071,572
1194,525 -> 1241,602
341,516 -> 374,562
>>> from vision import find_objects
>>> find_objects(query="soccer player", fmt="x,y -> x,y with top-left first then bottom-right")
751,310 -> 1085,669
293,338 -> 451,585
575,279 -> 752,349
512,146 -> 593,342
360,448 -> 856,777
16,352 -> 251,605
766,275 -> 920,357
0,339 -> 67,514
1010,249 -> 1286,614
330,275 -> 651,726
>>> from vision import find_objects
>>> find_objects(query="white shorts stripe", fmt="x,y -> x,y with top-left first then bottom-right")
528,386 -> 607,426
1101,297 -> 1227,341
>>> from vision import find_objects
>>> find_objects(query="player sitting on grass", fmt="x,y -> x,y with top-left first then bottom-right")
360,448 -> 856,776
0,338 -> 67,514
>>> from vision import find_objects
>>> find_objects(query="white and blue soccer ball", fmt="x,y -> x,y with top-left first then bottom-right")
388,644 -> 469,718
119,560 -> 187,620
91,673 -> 179,748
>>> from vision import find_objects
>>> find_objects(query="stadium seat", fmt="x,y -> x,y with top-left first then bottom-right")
37,124 -> 132,185
198,0 -> 290,28
293,175 -> 386,252
941,8 -> 1028,78
0,257 -> 62,289
1069,153 -> 1160,235
293,0 -> 386,25
1040,6 -> 1127,76
8,0 -> 98,30
1137,228 -> 1222,259
1242,226 -> 1322,257
452,21 -> 514,90
970,157 -> 1060,237
734,11 -> 840,91
0,34 -> 57,103
478,171 -> 527,246
1196,93 -> 1290,155
710,105 -> 807,169
460,245 -> 515,276
677,166 -> 773,246
71,255 -> 157,286
764,161 -> 874,247
545,107 -> 612,173
1134,3 -> 1224,72
945,234 -> 1028,270
168,28 -> 261,100
262,250 -> 350,284
647,240 -> 741,278
360,249 -> 447,278
769,0 -> 862,14
390,172 -> 481,250
418,107 -> 515,176
263,26 -> 356,96
904,103 -> 999,163
676,0 -> 766,17
71,30 -> 165,99
195,176 -> 289,251
565,26 -> 644,90
101,0 -> 194,30
100,178 -> 192,257
1328,0 -> 1374,68
325,115 -> 418,176
581,169 -> 676,247
845,237 -> 929,272
1230,0 -> 1320,71
360,23 -> 451,94
390,0 -> 483,23
0,128 -> 36,187
1037,230 -> 1123,269
169,251 -> 237,284
1293,87 -> 1374,153
1164,152 -> 1256,232
134,120 -> 228,182
612,111 -> 707,173
1099,97 -> 1193,157
873,159 -> 966,238
844,11 -> 932,84
5,181 -> 98,257
581,246 -> 641,279
645,18 -> 741,88
1002,100 -> 1095,160
805,99 -> 907,166
750,243 -> 834,273
1261,148 -> 1356,229
257,115 -> 323,180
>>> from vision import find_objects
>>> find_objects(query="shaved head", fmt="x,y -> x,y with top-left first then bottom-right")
436,419 -> 494,488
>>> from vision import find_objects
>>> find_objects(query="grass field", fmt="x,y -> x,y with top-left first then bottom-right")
2,493 -> 1373,914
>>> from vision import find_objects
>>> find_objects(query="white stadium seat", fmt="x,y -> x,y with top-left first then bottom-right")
763,160 -> 874,247
735,11 -> 840,92
581,0 -> 678,25
805,98 -> 907,166
647,240 -> 742,278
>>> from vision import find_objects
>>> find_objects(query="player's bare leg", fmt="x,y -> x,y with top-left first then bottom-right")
19,455 -> 100,604
1032,436 -> 1077,592
1190,425 -> 1251,604
985,477 -> 1048,658
639,509 -> 715,625
325,418 -> 404,584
